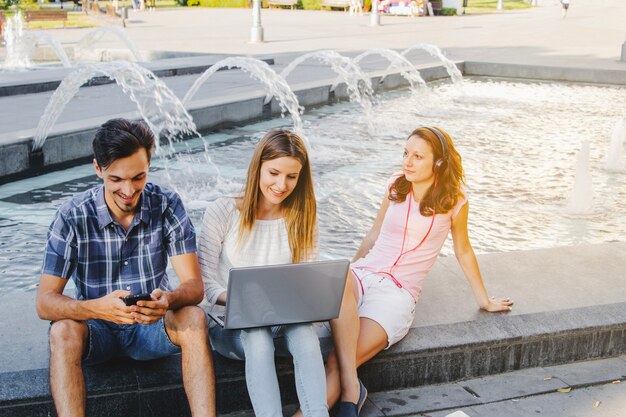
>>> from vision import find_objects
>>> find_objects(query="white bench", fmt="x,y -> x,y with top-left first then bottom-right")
268,0 -> 297,9
321,0 -> 350,11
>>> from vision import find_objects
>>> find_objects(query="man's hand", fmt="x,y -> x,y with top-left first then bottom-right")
129,288 -> 169,324
92,290 -> 135,324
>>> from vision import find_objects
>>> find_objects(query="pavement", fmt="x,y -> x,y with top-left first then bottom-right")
3,0 -> 625,67
366,356 -> 626,417
219,355 -> 626,416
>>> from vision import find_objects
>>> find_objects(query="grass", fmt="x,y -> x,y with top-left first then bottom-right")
29,12 -> 98,29
0,0 -> 179,30
464,0 -> 532,14
0,8 -> 98,29
95,0 -> 179,8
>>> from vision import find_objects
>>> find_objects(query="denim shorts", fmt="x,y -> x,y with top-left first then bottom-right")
83,319 -> 181,365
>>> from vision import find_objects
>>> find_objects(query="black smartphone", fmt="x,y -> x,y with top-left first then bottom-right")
123,293 -> 152,306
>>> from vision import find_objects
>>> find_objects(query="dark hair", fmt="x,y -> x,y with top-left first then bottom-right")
389,126 -> 465,216
92,119 -> 155,169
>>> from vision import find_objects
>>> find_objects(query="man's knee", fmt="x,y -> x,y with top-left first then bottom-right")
166,306 -> 208,339
49,320 -> 87,355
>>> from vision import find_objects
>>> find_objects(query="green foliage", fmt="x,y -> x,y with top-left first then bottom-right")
440,7 -> 457,15
186,0 -> 247,6
465,0 -> 532,13
299,0 -> 320,9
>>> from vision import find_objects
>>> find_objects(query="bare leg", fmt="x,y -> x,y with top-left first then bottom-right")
49,319 -> 89,417
165,306 -> 216,417
327,318 -> 388,409
330,271 -> 361,403
293,317 -> 388,417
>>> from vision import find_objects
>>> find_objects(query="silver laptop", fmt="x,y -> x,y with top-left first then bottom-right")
208,259 -> 350,330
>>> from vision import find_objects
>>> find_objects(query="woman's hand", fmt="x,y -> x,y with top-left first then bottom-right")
481,296 -> 514,312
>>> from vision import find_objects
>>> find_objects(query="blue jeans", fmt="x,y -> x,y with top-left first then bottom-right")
210,323 -> 329,417
83,319 -> 180,365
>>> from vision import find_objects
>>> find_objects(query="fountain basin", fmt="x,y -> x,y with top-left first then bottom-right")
0,57 -> 625,416
2,59 -> 626,183
0,60 -> 455,182
18,47 -> 210,66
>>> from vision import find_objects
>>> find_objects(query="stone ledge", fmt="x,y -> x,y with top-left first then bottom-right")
0,301 -> 624,416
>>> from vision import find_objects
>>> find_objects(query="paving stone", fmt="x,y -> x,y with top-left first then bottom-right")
547,356 -> 626,387
460,367 -> 568,403
428,382 -> 626,417
368,384 -> 480,416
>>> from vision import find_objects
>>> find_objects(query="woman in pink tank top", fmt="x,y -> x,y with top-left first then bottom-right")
314,127 -> 514,417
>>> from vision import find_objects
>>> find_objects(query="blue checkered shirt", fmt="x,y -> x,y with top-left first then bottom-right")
42,183 -> 197,300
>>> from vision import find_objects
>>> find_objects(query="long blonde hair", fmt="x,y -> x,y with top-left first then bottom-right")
389,126 -> 465,216
238,129 -> 316,263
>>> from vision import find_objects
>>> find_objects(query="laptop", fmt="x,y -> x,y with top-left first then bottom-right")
207,259 -> 350,330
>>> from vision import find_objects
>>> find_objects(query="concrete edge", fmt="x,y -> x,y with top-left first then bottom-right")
0,57 -> 275,98
0,301 -> 624,415
464,61 -> 626,85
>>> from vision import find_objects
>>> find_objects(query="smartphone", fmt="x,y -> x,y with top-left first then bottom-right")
123,293 -> 152,306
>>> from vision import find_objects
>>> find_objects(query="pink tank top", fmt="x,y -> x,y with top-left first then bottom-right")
352,173 -> 467,302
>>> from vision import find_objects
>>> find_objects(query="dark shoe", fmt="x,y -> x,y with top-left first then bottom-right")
356,379 -> 368,415
334,380 -> 368,417
334,401 -> 358,417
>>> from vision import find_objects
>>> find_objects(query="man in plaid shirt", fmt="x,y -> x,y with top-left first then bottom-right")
36,118 -> 216,417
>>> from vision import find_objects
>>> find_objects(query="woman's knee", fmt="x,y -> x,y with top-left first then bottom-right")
285,325 -> 321,356
49,319 -> 87,354
241,327 -> 275,358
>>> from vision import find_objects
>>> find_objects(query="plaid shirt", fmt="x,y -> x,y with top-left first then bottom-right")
42,183 -> 197,300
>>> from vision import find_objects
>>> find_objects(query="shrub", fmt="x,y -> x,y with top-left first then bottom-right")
300,0 -> 321,9
188,0 -> 247,6
440,6 -> 457,15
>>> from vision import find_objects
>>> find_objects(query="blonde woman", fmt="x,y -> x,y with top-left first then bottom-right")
198,129 -> 328,417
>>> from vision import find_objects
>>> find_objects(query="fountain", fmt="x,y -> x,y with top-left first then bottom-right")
32,61 -> 196,153
182,56 -> 307,144
400,43 -> 463,85
73,26 -> 144,63
2,12 -> 71,70
2,44 -> 626,291
2,22 -> 145,70
268,50 -> 375,127
2,12 -> 32,70
565,139 -> 593,215
22,32 -> 72,68
331,48 -> 427,95
604,116 -> 625,172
